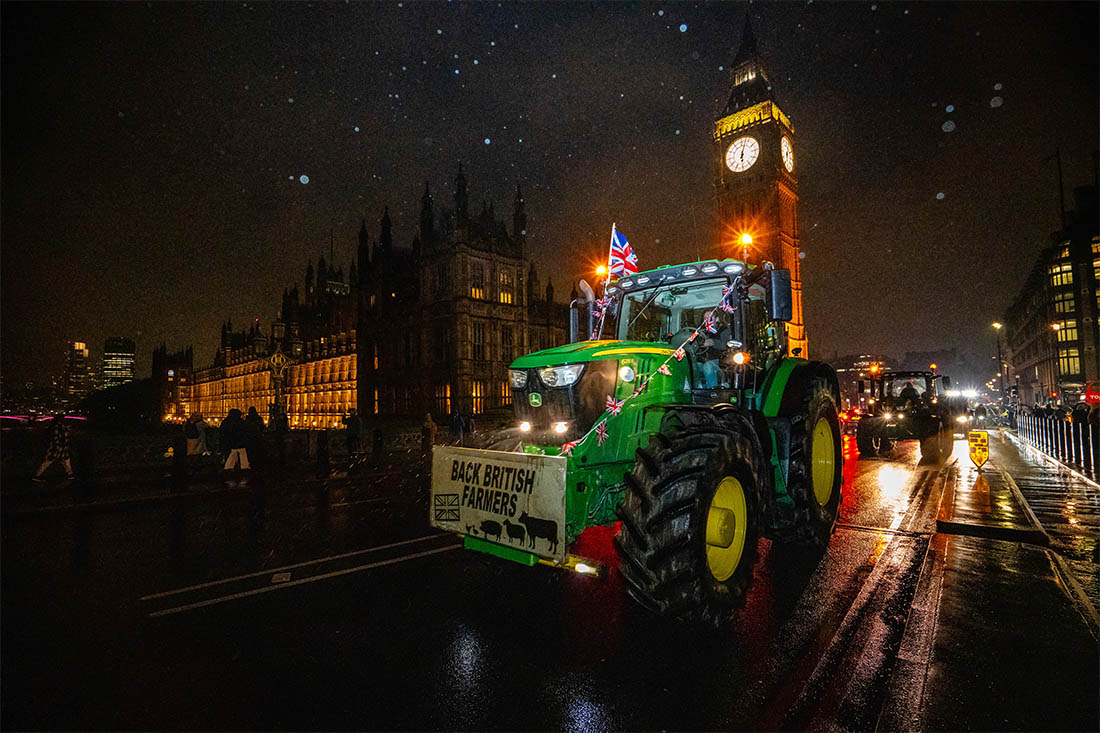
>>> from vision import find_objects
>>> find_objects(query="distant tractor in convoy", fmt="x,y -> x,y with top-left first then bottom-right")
855,369 -> 957,461
430,258 -> 844,625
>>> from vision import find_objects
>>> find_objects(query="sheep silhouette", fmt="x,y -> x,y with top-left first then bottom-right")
519,512 -> 558,553
502,519 -> 526,545
479,519 -> 503,542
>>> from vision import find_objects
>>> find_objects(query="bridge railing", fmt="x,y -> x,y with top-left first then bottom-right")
1017,409 -> 1100,478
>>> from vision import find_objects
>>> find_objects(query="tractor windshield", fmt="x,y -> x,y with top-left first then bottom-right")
883,374 -> 932,405
613,278 -> 730,344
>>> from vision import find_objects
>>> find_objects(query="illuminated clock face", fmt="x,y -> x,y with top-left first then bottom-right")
781,136 -> 794,172
725,136 -> 760,173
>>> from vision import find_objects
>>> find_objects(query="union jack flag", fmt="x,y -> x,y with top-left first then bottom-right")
596,422 -> 609,446
721,301 -> 737,314
561,441 -> 578,456
704,311 -> 718,334
633,381 -> 649,396
657,364 -> 672,376
688,331 -> 698,342
605,395 -> 625,415
722,283 -> 735,298
674,347 -> 686,361
608,225 -> 639,277
595,297 -> 610,309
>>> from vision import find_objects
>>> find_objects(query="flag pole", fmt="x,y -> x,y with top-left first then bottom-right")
594,223 -> 617,340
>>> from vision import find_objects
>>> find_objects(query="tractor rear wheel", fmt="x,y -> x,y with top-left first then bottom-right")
615,409 -> 764,626
785,383 -> 843,548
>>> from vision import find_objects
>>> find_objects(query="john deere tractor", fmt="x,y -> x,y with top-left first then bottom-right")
430,259 -> 843,624
855,369 -> 955,461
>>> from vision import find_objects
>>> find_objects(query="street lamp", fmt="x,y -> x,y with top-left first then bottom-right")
740,233 -> 753,262
992,322 -> 1005,399
595,264 -> 607,277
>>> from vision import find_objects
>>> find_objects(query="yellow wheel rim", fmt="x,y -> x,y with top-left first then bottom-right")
812,417 -> 836,506
706,476 -> 749,582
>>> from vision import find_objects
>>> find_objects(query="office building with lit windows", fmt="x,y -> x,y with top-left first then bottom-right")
102,337 -> 136,389
1005,177 -> 1099,406
160,167 -> 569,427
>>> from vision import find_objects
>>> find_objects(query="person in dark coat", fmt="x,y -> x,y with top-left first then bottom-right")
244,407 -> 265,468
221,409 -> 249,471
342,409 -> 362,456
33,414 -> 74,481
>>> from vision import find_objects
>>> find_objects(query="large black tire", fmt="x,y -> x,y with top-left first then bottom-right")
615,409 -> 765,626
856,424 -> 875,457
918,420 -> 944,461
784,383 -> 843,548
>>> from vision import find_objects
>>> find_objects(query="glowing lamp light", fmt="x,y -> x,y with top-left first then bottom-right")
519,421 -> 532,432
732,352 -> 750,365
553,422 -> 569,434
596,265 -> 607,276
992,322 -> 1003,330
740,233 -> 753,245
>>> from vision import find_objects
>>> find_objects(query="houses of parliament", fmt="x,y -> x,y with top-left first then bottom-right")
156,166 -> 568,427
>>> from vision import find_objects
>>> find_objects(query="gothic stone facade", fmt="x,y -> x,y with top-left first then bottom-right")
173,167 -> 568,427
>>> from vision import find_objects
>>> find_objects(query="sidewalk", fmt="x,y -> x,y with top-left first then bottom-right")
904,440 -> 1099,731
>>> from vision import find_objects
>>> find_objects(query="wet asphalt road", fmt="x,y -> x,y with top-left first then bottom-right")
1,438 -> 980,730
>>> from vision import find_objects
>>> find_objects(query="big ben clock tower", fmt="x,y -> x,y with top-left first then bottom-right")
714,16 -> 806,356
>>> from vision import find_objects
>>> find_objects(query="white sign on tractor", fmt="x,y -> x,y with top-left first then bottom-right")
430,446 -> 568,563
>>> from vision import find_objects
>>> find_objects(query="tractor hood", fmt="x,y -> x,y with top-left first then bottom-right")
509,340 -> 674,369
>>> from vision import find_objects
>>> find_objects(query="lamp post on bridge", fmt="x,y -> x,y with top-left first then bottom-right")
992,322 -> 1005,403
264,320 -> 302,430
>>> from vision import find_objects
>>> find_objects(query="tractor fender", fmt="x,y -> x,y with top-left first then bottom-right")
760,359 -> 841,418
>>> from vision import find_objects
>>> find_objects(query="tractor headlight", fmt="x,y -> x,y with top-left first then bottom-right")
553,421 -> 569,434
537,364 -> 585,387
956,415 -> 970,423
519,421 -> 532,432
884,412 -> 893,420
509,369 -> 528,389
618,366 -> 636,382
897,412 -> 905,420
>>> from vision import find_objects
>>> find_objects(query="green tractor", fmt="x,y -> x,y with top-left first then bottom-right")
854,369 -> 956,461
430,258 -> 843,624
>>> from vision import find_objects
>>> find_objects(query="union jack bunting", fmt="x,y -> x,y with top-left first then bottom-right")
720,301 -> 737,314
608,225 -> 639,277
633,381 -> 649,396
657,364 -> 672,376
704,311 -> 718,334
605,395 -> 625,415
595,297 -> 610,309
560,441 -> 578,456
688,331 -> 698,342
596,421 -> 609,446
722,283 -> 735,298
674,347 -> 686,361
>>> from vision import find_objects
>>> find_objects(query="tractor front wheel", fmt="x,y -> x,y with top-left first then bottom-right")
615,410 -> 764,626
785,384 -> 843,548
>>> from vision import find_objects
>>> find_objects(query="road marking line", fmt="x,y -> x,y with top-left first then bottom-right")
140,533 -> 446,600
147,545 -> 459,618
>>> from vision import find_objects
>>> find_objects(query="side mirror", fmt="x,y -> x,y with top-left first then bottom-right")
764,269 -> 793,322
858,380 -> 866,394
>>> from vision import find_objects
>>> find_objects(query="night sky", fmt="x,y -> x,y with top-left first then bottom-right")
3,2 -> 1097,387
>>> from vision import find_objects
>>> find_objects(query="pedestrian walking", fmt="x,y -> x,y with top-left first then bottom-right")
185,413 -> 211,456
33,413 -> 75,481
220,408 -> 250,473
244,406 -> 265,467
342,408 -> 362,456
450,411 -> 464,446
422,412 -> 437,453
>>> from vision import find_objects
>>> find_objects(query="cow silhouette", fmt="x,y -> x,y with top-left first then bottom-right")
502,519 -> 526,545
479,519 -> 503,542
519,512 -> 558,553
